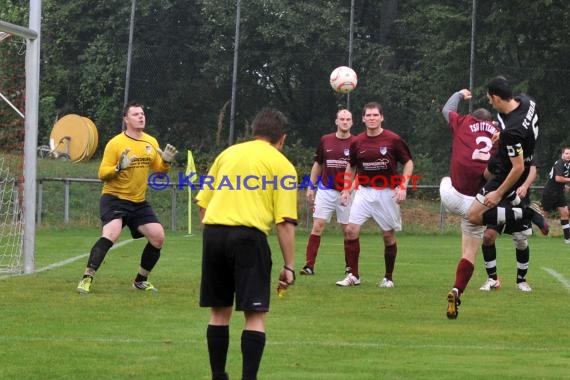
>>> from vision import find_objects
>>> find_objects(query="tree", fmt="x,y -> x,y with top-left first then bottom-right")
0,1 -> 27,152
2,0 -> 568,184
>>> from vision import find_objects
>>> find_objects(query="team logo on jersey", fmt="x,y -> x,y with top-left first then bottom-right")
379,147 -> 388,155
146,145 -> 152,153
344,148 -> 349,156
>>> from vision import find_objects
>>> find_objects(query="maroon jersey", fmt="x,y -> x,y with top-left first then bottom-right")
314,132 -> 354,189
348,130 -> 412,188
448,112 -> 499,196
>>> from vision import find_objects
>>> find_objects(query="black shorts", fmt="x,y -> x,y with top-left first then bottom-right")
199,225 -> 272,312
541,190 -> 567,212
100,194 -> 160,239
479,174 -> 524,201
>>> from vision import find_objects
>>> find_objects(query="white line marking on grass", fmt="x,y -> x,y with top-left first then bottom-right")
35,239 -> 134,273
0,239 -> 134,280
268,340 -> 555,352
543,267 -> 570,292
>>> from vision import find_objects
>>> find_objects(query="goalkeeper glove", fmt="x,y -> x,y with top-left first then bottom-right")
157,143 -> 178,163
116,148 -> 136,171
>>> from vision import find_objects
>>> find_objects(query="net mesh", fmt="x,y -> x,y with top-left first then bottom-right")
0,156 -> 24,273
0,33 -> 25,274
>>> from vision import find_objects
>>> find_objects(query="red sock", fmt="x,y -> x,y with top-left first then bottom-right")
384,243 -> 397,281
305,234 -> 321,267
344,238 -> 360,277
454,258 -> 474,295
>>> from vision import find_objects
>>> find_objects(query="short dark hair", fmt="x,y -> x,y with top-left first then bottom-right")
487,76 -> 513,100
472,108 -> 493,121
123,101 -> 144,116
362,102 -> 383,116
252,108 -> 288,144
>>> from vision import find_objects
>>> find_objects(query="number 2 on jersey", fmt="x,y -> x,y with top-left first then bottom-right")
472,136 -> 493,161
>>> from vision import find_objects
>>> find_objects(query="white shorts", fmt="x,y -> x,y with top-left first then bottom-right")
439,177 -> 485,238
348,186 -> 401,231
313,188 -> 351,224
439,177 -> 474,216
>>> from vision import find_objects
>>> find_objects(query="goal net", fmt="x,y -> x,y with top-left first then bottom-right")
0,156 -> 24,273
0,32 -> 25,274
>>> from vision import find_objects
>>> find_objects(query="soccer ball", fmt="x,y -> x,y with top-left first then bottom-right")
330,66 -> 357,94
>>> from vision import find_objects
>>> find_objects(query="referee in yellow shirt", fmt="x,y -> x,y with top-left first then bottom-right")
195,108 -> 297,380
76,101 -> 177,294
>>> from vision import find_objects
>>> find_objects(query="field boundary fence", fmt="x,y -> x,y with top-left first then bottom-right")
34,177 -> 548,233
35,178 -> 446,232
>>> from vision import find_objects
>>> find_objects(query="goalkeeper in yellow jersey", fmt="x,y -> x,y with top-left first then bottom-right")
76,101 -> 178,294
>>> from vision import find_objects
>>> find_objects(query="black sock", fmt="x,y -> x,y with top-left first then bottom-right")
207,325 -> 230,379
562,220 -> 570,240
516,247 -> 530,283
241,330 -> 266,380
87,237 -> 113,271
140,242 -> 161,272
481,243 -> 498,279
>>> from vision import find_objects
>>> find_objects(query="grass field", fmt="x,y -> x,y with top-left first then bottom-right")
1,228 -> 569,379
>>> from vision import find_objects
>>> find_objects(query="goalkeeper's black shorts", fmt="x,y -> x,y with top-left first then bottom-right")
100,194 -> 160,239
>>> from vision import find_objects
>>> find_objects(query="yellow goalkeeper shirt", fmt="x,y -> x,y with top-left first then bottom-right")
195,139 -> 298,235
99,132 -> 171,202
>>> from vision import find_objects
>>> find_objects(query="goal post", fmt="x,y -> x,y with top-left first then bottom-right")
0,0 -> 42,274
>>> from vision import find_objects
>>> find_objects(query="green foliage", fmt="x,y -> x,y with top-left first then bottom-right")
3,0 -> 569,180
39,0 -> 132,147
282,138 -> 314,178
0,2 -> 27,151
411,152 -> 438,185
38,96 -> 56,145
0,0 -> 27,21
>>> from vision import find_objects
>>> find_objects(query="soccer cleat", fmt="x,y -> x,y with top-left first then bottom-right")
133,281 -> 158,292
378,278 -> 394,288
446,288 -> 461,319
528,202 -> 549,236
76,276 -> 93,294
479,277 -> 501,291
300,266 -> 314,275
564,239 -> 570,245
335,273 -> 360,286
516,281 -> 532,292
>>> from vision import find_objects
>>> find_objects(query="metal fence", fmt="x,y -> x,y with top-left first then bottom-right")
35,178 -> 449,231
34,177 -> 548,233
36,177 -> 187,231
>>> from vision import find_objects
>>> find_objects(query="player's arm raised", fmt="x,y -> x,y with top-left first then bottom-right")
442,89 -> 471,123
